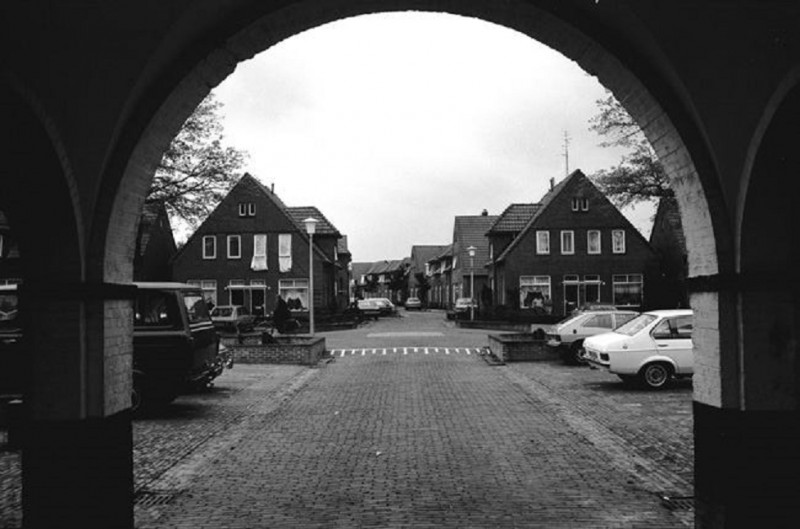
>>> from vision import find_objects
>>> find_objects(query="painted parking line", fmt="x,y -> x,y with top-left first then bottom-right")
328,348 -> 483,357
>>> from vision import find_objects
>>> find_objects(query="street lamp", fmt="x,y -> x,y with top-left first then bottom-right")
467,245 -> 476,321
304,217 -> 318,335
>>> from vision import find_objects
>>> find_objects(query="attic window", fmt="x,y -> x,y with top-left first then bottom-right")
571,198 -> 580,211
238,202 -> 256,217
581,198 -> 589,211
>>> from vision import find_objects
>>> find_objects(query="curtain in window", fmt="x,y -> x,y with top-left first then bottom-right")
251,234 -> 267,271
279,234 -> 292,272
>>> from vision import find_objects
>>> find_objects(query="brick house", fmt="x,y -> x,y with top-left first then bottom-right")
407,245 -> 449,306
427,245 -> 453,309
487,170 -> 660,316
172,173 -> 349,317
133,202 -> 177,281
451,212 -> 498,308
648,196 -> 689,308
353,259 -> 409,303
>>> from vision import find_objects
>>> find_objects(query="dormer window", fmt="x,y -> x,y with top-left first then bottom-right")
238,202 -> 256,217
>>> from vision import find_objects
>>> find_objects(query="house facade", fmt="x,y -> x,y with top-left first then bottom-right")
172,173 -> 349,317
488,170 -> 660,316
427,245 -> 453,309
407,245 -> 448,306
451,212 -> 498,308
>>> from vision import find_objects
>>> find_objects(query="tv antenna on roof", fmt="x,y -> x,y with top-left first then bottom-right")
562,130 -> 571,178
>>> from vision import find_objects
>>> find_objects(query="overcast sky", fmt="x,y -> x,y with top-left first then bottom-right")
211,12 -> 652,262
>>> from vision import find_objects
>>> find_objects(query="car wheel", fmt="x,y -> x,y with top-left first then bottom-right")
639,362 -> 672,389
570,341 -> 587,365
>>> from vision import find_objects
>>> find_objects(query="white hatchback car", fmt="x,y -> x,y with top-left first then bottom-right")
583,309 -> 693,389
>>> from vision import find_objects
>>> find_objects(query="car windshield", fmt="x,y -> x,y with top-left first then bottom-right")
134,291 -> 180,327
211,307 -> 234,317
614,313 -> 657,336
183,292 -> 211,324
555,313 -> 584,328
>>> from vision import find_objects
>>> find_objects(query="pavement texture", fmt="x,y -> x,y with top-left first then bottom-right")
1,312 -> 694,528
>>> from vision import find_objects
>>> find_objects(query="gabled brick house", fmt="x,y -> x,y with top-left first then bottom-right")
487,170 -> 659,316
133,202 -> 177,281
407,245 -> 449,306
172,173 -> 349,317
451,212 -> 498,307
427,245 -> 453,309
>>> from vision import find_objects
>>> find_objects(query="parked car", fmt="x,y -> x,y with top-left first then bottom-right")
546,309 -> 639,365
133,282 -> 227,408
210,304 -> 256,333
583,309 -> 694,389
452,297 -> 477,319
357,299 -> 382,319
370,298 -> 397,315
404,297 -> 422,310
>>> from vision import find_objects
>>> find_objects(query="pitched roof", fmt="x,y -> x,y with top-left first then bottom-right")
287,206 -> 341,236
454,214 -> 498,275
351,262 -> 373,279
488,203 -> 541,234
429,244 -> 454,263
409,245 -> 450,271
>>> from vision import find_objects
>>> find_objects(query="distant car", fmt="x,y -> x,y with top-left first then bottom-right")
546,309 -> 639,365
371,298 -> 397,315
404,297 -> 422,310
583,309 -> 694,389
210,305 -> 256,333
452,297 -> 477,319
357,299 -> 382,319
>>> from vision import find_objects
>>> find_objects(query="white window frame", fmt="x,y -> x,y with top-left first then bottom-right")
612,229 -> 626,254
520,275 -> 551,310
612,274 -> 644,308
279,233 -> 292,272
571,198 -> 579,211
560,230 -> 575,255
227,235 -> 241,259
238,203 -> 247,217
202,235 -> 216,259
587,230 -> 601,255
581,198 -> 589,211
279,279 -> 309,311
251,234 -> 267,271
536,231 -> 550,254
248,203 -> 256,216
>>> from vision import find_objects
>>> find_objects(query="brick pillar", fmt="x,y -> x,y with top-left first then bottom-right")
19,281 -> 136,529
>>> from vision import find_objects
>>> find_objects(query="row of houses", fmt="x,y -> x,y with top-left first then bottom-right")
353,170 -> 688,317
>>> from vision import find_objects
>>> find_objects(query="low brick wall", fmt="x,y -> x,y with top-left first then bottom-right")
222,335 -> 327,366
487,333 -> 558,363
456,320 -> 531,332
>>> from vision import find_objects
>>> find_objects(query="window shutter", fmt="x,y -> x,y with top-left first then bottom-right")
279,234 -> 292,272
251,234 -> 267,271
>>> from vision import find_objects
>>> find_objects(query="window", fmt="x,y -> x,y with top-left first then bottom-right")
279,279 -> 309,311
227,235 -> 241,259
536,231 -> 550,254
571,198 -> 579,211
489,243 -> 494,260
279,234 -> 292,272
182,291 -> 211,324
134,291 -> 179,328
653,316 -> 693,340
584,314 -> 613,329
238,202 -> 255,217
250,279 -> 266,316
520,275 -> 551,312
581,198 -> 589,211
560,231 -> 574,255
201,280 -> 217,308
612,230 -> 626,254
202,235 -> 216,259
584,275 -> 601,303
587,230 -> 601,254
228,279 -> 245,305
613,274 -> 643,307
251,234 -> 267,271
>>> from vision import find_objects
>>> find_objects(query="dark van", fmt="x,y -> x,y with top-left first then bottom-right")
133,282 -> 224,408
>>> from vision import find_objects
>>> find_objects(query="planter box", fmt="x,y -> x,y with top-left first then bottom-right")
487,333 -> 558,363
222,334 -> 327,366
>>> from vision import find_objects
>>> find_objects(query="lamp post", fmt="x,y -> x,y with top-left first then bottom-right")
467,245 -> 476,321
304,217 -> 318,335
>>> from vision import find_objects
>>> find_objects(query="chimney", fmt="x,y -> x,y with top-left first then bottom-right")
271,183 -> 275,193
481,209 -> 488,216
549,177 -> 555,190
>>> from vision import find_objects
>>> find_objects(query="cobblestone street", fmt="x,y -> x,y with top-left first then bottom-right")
2,312 -> 694,528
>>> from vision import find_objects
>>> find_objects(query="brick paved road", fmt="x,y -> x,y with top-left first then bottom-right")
135,349 -> 692,528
